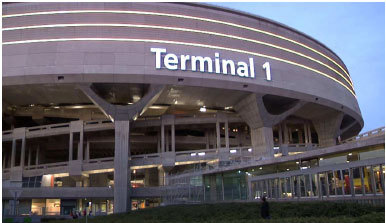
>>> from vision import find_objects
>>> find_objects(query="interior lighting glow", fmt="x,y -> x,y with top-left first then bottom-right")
1,37 -> 356,97
259,167 -> 263,170
190,153 -> 197,157
2,9 -> 352,84
199,106 -> 207,112
348,153 -> 352,156
198,152 -> 205,156
296,161 -> 300,164
230,149 -> 237,154
248,148 -> 252,152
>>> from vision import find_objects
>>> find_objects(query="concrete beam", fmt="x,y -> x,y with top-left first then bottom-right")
313,111 -> 344,147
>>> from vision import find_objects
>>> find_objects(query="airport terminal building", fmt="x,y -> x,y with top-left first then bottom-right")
2,2 -> 384,216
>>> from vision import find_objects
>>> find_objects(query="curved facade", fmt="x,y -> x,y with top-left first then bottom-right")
3,2 -> 373,216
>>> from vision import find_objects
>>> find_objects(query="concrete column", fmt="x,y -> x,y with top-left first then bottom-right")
307,123 -> 312,143
205,130 -> 210,150
27,147 -> 32,166
283,123 -> 289,144
171,124 -> 175,153
161,124 -> 165,153
77,130 -> 84,161
114,120 -> 130,213
288,127 -> 293,143
85,142 -> 90,161
3,153 -> 6,169
313,112 -> 344,147
157,131 -> 161,153
165,128 -> 169,152
35,146 -> 40,165
304,123 -> 309,144
20,138 -> 26,168
278,124 -> 283,145
158,167 -> 165,186
225,121 -> 229,149
250,127 -> 274,159
216,121 -> 221,148
298,130 -> 303,144
69,133 -> 73,161
11,139 -> 16,168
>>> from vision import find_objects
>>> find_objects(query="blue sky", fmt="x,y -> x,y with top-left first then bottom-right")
209,2 -> 385,133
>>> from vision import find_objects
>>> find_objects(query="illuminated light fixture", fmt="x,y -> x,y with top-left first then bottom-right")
127,102 -> 133,105
53,106 -> 60,109
286,169 -> 290,171
132,95 -> 141,102
1,38 -> 356,97
224,106 -> 232,110
133,169 -> 136,174
72,105 -> 83,109
296,161 -> 300,164
230,149 -> 237,154
252,169 -> 255,172
348,153 -> 352,156
2,10 -> 353,86
29,104 -> 35,107
174,100 -> 178,104
346,160 -> 350,163
198,152 -> 205,156
238,170 -> 241,173
319,158 -> 324,161
199,106 -> 207,112
300,166 -> 308,170
248,148 -> 252,152
190,153 -> 197,157
273,146 -> 280,150
259,167 -> 263,170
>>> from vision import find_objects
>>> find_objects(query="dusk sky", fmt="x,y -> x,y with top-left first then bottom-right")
210,2 -> 385,133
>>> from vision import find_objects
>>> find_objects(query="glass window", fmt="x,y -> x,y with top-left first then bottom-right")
305,175 -> 312,197
286,177 -> 292,198
262,180 -> 268,198
319,172 -> 328,196
311,174 -> 319,197
292,176 -> 298,197
300,175 -> 306,197
334,170 -> 343,195
373,165 -> 383,194
327,171 -> 336,196
364,166 -> 374,194
352,167 -> 363,195
280,178 -> 286,198
342,169 -> 351,195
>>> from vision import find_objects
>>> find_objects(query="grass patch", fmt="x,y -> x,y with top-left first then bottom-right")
49,201 -> 385,223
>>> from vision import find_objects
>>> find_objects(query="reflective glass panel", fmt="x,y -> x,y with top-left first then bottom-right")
352,167 -> 363,194
364,166 -> 374,194
342,169 -> 351,195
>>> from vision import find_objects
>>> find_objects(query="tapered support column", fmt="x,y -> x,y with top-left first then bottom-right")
250,127 -> 274,158
11,139 -> 16,168
114,120 -> 130,213
69,133 -> 73,161
85,142 -> 90,161
3,153 -> 6,169
278,124 -> 283,145
161,124 -> 165,153
20,138 -> 26,168
313,112 -> 344,147
35,146 -> 40,165
283,123 -> 289,144
77,131 -> 84,161
171,124 -> 175,153
304,123 -> 309,144
225,121 -> 229,149
216,121 -> 221,148
27,147 -> 32,167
